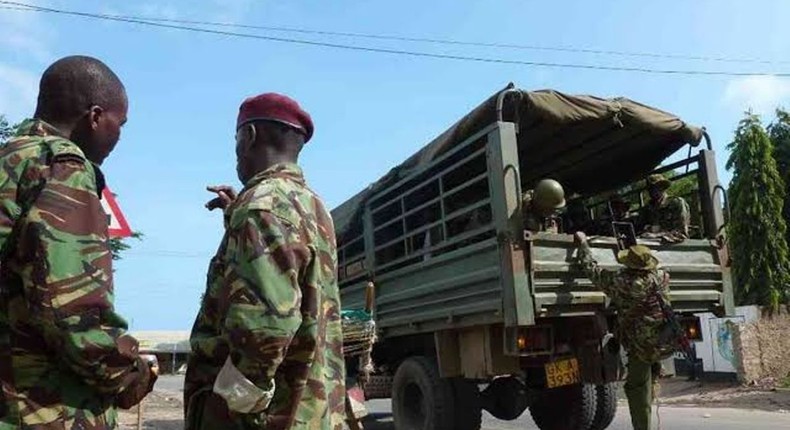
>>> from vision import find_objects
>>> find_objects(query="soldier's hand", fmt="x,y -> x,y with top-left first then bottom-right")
205,185 -> 237,211
574,231 -> 587,244
116,357 -> 159,409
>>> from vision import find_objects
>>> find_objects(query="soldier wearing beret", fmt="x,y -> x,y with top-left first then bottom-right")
184,93 -> 346,430
0,56 -> 156,429
637,174 -> 690,243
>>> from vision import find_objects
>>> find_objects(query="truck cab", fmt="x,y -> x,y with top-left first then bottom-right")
334,85 -> 732,430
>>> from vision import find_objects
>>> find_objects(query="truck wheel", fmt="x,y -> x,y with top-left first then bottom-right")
589,383 -> 618,430
451,378 -> 482,430
529,384 -> 596,430
392,357 -> 455,430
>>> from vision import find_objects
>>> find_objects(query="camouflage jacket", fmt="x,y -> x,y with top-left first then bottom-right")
184,163 -> 346,430
0,119 -> 153,429
577,241 -> 674,363
638,196 -> 690,241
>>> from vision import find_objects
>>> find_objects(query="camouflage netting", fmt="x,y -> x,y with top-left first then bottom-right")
332,83 -> 705,242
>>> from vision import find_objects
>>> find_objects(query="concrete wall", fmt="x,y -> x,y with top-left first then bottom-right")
732,307 -> 790,385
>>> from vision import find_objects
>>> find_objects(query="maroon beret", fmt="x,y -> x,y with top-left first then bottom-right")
236,93 -> 314,142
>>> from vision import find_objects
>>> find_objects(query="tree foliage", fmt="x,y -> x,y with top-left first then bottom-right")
726,112 -> 790,310
768,108 -> 790,251
0,115 -> 14,143
109,232 -> 143,261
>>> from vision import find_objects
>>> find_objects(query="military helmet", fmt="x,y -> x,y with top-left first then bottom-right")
617,245 -> 659,271
532,179 -> 566,213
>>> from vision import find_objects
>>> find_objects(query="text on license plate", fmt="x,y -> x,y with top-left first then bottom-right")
545,357 -> 581,389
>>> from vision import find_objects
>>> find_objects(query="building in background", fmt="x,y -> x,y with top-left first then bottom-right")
132,331 -> 191,375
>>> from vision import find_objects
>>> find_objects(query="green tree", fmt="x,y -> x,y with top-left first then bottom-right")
0,115 -> 15,143
768,108 -> 790,251
109,232 -> 143,261
0,114 -> 141,260
726,112 -> 790,310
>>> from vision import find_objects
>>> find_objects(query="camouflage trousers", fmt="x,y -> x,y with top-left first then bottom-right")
624,357 -> 661,430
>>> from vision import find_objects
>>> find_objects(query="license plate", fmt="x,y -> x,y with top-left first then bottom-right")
545,357 -> 581,389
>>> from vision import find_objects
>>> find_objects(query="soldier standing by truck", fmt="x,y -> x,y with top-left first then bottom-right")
574,231 -> 677,430
523,179 -> 566,233
184,93 -> 346,430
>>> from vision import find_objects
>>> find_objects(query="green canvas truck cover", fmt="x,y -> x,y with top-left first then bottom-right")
332,84 -> 704,241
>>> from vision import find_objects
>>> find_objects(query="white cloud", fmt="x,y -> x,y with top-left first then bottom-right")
723,75 -> 790,117
0,64 -> 39,120
0,2 -> 54,62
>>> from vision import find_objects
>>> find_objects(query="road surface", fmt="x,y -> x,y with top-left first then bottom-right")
360,399 -> 790,429
153,376 -> 790,429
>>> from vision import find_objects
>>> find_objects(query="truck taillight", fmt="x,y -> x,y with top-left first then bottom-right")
507,326 -> 553,355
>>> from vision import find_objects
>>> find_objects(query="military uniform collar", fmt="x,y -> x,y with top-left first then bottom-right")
243,163 -> 305,190
15,118 -> 69,139
16,118 -> 106,197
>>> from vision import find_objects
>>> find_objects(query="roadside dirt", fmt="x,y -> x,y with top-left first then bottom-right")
654,379 -> 790,413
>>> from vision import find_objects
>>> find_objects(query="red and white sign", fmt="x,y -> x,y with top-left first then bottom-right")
101,187 -> 132,238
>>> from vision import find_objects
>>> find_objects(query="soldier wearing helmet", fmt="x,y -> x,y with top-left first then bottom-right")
637,174 -> 690,243
522,179 -> 566,233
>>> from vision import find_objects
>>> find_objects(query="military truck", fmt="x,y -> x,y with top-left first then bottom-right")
333,84 -> 733,430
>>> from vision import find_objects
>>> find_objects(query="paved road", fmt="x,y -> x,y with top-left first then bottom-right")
155,376 -> 790,429
156,374 -> 185,394
361,399 -> 790,430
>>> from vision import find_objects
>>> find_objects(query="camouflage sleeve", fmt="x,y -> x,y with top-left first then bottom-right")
669,197 -> 690,238
577,240 -> 616,295
16,155 -> 151,397
222,209 -> 309,401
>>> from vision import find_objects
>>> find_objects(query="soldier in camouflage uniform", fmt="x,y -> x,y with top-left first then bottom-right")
184,93 -> 346,430
574,232 -> 676,430
0,56 -> 156,429
638,174 -> 690,243
522,179 -> 566,233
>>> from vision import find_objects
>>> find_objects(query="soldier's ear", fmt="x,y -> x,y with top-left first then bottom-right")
87,105 -> 104,131
236,123 -> 257,154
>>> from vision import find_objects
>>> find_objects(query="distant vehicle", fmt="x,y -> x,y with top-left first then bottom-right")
333,84 -> 733,430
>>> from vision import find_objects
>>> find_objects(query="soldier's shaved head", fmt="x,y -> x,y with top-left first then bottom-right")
35,55 -> 126,122
33,55 -> 128,165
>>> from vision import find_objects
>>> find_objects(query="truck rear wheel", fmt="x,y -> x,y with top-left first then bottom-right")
529,383 -> 596,430
590,383 -> 618,430
392,356 -> 456,430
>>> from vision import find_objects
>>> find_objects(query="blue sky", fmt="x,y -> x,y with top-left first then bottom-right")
1,0 -> 789,330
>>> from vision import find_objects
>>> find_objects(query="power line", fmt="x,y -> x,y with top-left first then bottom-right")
3,3 -> 787,66
2,1 -> 790,77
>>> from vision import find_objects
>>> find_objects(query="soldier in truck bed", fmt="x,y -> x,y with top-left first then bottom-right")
637,174 -> 690,243
522,178 -> 566,233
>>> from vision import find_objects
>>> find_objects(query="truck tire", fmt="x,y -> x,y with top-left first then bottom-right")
392,357 -> 455,430
589,383 -> 618,430
529,383 -> 596,430
450,378 -> 482,430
